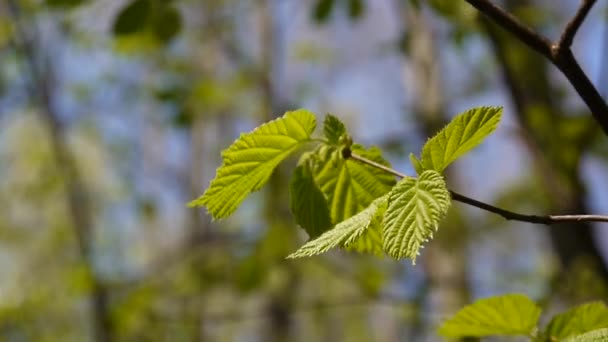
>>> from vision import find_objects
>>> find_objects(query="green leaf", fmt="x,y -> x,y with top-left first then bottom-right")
420,106 -> 502,172
545,302 -> 608,341
439,294 -> 542,338
382,170 -> 450,262
112,0 -> 151,36
409,153 -> 423,175
344,203 -> 385,256
313,144 -> 396,223
287,195 -> 387,258
323,114 -> 347,145
289,157 -> 332,238
189,109 -> 317,218
152,5 -> 182,43
565,328 -> 608,342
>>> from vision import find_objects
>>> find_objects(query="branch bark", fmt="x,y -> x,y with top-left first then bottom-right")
348,152 -> 608,225
464,0 -> 608,136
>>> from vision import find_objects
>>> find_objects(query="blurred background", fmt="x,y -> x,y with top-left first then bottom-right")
1,0 -> 608,340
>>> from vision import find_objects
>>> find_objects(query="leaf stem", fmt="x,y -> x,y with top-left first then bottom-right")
349,152 -> 608,224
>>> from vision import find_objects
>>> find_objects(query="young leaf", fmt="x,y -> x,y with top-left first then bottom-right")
564,328 -> 608,342
409,153 -> 423,175
439,294 -> 541,338
314,144 -> 396,223
544,302 -> 608,341
420,106 -> 502,172
189,109 -> 316,219
345,201 -> 386,256
323,114 -> 347,145
382,170 -> 450,262
289,157 -> 332,238
287,196 -> 387,258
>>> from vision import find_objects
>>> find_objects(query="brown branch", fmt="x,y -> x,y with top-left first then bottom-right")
464,0 -> 608,136
348,152 -> 608,225
555,0 -> 597,53
464,0 -> 552,58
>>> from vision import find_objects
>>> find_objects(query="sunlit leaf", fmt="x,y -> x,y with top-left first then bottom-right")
564,328 -> 608,342
382,170 -> 450,262
345,202 -> 385,256
189,109 -> 316,219
439,294 -> 541,338
287,195 -> 387,258
544,302 -> 608,341
409,153 -> 423,175
289,157 -> 332,238
420,106 -> 502,172
313,144 -> 396,223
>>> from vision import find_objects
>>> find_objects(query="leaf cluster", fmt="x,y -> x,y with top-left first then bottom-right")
439,294 -> 608,341
190,106 -> 502,263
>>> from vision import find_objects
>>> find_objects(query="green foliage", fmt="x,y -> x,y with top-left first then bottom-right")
193,106 -> 502,262
565,328 -> 608,342
441,294 -> 608,341
382,170 -> 450,262
289,156 -> 332,238
439,294 -> 541,338
544,302 -> 608,341
409,153 -> 423,175
287,195 -> 387,258
189,109 -> 316,218
323,114 -> 347,145
313,144 -> 396,224
416,106 -> 502,173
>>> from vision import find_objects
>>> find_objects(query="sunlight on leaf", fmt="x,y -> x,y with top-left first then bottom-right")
544,302 -> 608,341
314,144 -> 395,223
382,170 -> 450,262
439,294 -> 541,338
287,196 -> 387,258
189,109 -> 316,219
564,328 -> 608,342
420,106 -> 502,172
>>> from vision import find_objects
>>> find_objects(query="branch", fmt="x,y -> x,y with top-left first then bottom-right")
463,0 -> 552,58
348,152 -> 608,225
555,0 -> 597,53
464,0 -> 608,136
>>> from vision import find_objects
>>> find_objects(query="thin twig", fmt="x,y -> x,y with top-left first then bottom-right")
463,0 -> 608,136
555,0 -> 597,53
349,152 -> 608,224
